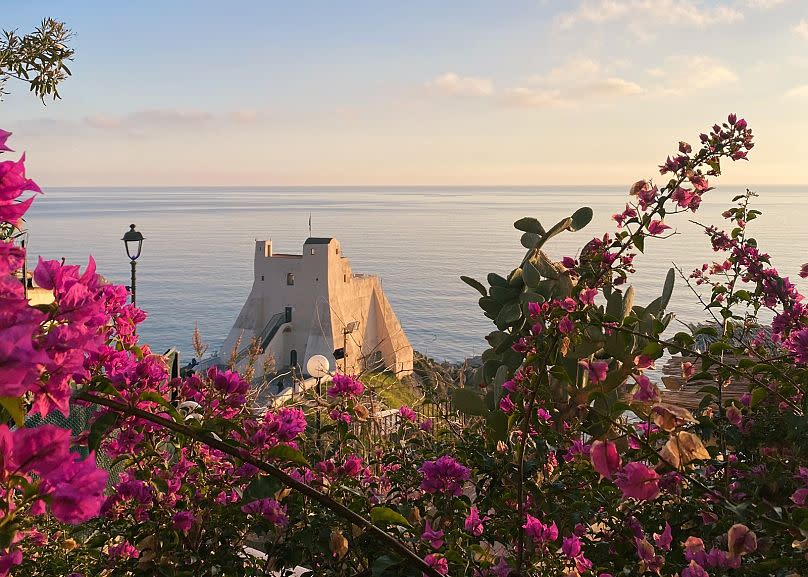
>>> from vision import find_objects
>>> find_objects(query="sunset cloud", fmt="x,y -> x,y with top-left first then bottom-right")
649,55 -> 738,95
427,73 -> 494,97
785,84 -> 808,98
503,57 -> 644,108
84,108 -> 214,133
556,0 -> 743,30
795,19 -> 808,39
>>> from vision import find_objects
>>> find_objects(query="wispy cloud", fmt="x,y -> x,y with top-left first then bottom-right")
229,109 -> 260,124
556,0 -> 743,30
504,58 -> 643,108
502,87 -> 566,109
81,108 -> 264,136
426,73 -> 494,97
649,55 -> 737,95
795,19 -> 808,39
785,84 -> 808,98
84,108 -> 214,134
744,0 -> 789,8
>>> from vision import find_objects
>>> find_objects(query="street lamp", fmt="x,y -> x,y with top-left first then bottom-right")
342,320 -> 360,373
306,355 -> 331,444
122,224 -> 144,306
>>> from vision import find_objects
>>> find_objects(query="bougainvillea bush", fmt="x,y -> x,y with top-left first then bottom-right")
2,116 -> 808,577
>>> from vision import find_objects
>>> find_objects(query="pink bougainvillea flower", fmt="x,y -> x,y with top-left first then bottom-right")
647,220 -> 671,236
0,324 -> 48,398
523,514 -> 558,545
107,540 -> 139,560
559,297 -> 577,312
791,488 -> 808,505
653,522 -> 673,551
562,534 -> 582,558
785,328 -> 808,364
0,424 -> 71,477
419,455 -> 470,496
499,395 -> 515,413
579,287 -> 598,306
727,524 -> 757,558
0,154 -> 41,200
631,374 -> 661,403
726,404 -> 742,427
399,405 -> 417,421
614,462 -> 661,501
800,263 -> 808,279
464,507 -> 488,537
40,453 -> 108,524
327,373 -> 365,397
422,520 -> 445,549
241,498 -> 289,526
634,354 -> 655,370
558,316 -> 574,334
682,361 -> 696,380
0,129 -> 12,152
590,439 -> 621,480
0,549 -> 22,577
340,454 -> 364,477
579,359 -> 609,384
263,406 -> 307,443
172,510 -> 196,533
423,553 -> 448,576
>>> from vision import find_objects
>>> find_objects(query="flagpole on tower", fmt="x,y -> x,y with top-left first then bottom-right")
308,213 -> 312,237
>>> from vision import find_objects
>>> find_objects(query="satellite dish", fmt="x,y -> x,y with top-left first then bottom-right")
306,354 -> 330,379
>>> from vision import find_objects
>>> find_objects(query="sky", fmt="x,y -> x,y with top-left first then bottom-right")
3,0 -> 808,186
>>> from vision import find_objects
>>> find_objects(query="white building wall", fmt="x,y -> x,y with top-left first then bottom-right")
219,237 -> 413,380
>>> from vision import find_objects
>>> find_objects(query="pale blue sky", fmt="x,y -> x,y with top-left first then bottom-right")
3,0 -> 808,185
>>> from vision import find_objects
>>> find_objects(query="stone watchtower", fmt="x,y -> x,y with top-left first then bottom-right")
218,237 -> 413,380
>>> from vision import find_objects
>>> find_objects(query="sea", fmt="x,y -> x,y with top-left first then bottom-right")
24,186 -> 808,363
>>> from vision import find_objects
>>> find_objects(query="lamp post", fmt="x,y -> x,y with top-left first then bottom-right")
342,320 -> 360,373
121,224 -> 144,306
306,355 -> 330,445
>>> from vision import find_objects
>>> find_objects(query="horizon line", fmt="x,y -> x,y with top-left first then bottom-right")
39,182 -> 808,189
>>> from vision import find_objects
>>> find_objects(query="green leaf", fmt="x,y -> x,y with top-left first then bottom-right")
372,556 -> 401,576
452,388 -> 486,416
370,506 -> 411,528
139,391 -> 182,422
487,273 -> 508,287
634,234 -> 645,253
708,341 -> 733,355
523,260 -> 541,288
661,268 -> 675,309
750,387 -> 767,407
88,412 -> 118,452
244,475 -> 282,502
606,289 -> 623,319
570,207 -> 594,231
495,301 -> 522,328
460,276 -> 487,297
486,410 -> 508,443
514,217 -> 545,235
520,232 -> 541,249
0,397 -> 24,427
266,444 -> 309,466
490,285 -> 521,302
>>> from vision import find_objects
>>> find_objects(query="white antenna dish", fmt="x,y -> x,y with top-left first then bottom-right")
306,354 -> 330,379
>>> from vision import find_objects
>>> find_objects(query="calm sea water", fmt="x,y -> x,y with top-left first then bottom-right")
24,186 -> 808,362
